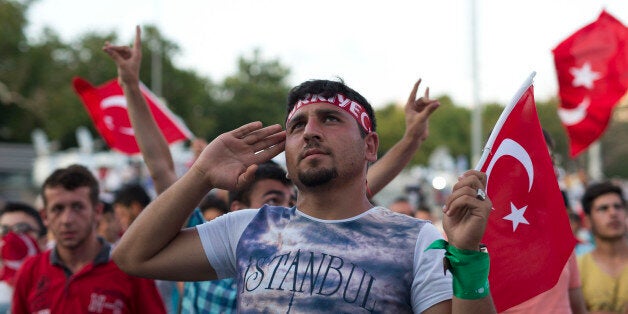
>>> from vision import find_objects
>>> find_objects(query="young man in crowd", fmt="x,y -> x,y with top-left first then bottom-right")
578,181 -> 628,313
112,183 -> 151,233
107,26 -> 495,313
11,164 -> 166,313
228,161 -> 293,211
104,26 -> 446,313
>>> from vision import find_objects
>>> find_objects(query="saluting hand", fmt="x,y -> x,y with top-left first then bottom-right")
192,121 -> 286,191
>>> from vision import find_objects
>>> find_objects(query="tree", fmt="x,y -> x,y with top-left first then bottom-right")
375,95 -> 472,166
212,49 -> 291,137
0,0 -> 46,143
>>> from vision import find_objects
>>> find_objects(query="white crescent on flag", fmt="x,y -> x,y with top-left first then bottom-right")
485,138 -> 534,194
557,97 -> 589,126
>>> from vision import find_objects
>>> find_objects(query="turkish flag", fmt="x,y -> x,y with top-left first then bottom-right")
476,74 -> 576,312
72,77 -> 193,155
552,10 -> 628,157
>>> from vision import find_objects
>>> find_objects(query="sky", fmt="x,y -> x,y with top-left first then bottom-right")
26,0 -> 628,109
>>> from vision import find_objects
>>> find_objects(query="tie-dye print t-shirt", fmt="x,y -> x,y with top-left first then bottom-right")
197,205 -> 452,313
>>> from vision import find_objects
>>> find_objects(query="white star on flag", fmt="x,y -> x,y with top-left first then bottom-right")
503,202 -> 530,232
570,62 -> 601,89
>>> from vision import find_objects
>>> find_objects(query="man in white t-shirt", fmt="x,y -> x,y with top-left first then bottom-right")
109,31 -> 495,314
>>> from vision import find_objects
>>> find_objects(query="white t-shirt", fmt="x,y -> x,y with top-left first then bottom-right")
197,205 -> 452,313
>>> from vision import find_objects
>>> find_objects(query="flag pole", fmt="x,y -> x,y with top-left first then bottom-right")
470,0 -> 482,167
151,0 -> 163,97
587,142 -> 603,180
475,72 -> 537,170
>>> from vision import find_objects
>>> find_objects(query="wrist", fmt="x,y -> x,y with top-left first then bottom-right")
399,134 -> 423,151
119,77 -> 140,90
189,164 -> 214,188
425,240 -> 490,300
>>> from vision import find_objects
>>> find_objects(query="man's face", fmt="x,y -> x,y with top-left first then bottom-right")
588,192 -> 627,241
249,179 -> 293,208
0,211 -> 41,245
232,179 -> 293,210
113,203 -> 141,232
96,212 -> 122,244
285,103 -> 376,189
43,186 -> 100,250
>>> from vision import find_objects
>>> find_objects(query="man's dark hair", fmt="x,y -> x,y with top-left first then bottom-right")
198,193 -> 229,216
229,161 -> 292,207
101,200 -> 114,215
286,79 -> 377,136
581,181 -> 626,215
42,164 -> 99,208
0,202 -> 47,237
113,183 -> 151,208
392,196 -> 410,204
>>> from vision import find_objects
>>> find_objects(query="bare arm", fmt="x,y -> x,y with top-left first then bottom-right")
367,79 -> 439,196
103,26 -> 177,194
438,170 -> 496,313
567,251 -> 588,314
112,122 -> 286,281
569,287 -> 588,314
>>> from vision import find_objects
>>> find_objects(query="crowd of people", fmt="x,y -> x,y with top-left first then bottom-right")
0,25 -> 626,313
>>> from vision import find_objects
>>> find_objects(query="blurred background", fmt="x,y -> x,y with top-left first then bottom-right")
1,0 -> 627,217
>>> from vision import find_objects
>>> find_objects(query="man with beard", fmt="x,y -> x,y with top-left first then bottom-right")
113,79 -> 495,312
578,181 -> 628,313
11,165 -> 166,313
111,26 -> 495,313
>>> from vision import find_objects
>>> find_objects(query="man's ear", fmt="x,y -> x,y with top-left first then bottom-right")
365,132 -> 379,162
41,209 -> 49,227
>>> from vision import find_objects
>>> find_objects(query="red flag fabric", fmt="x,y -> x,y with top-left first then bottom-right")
552,10 -> 628,157
72,77 -> 192,155
476,74 -> 576,312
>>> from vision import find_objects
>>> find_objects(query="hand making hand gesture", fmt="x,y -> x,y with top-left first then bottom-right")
404,79 -> 440,143
102,25 -> 142,87
192,121 -> 286,192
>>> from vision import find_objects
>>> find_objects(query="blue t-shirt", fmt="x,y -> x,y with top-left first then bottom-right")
198,206 -> 451,313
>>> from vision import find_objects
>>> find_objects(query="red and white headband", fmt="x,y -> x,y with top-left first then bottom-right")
287,93 -> 373,133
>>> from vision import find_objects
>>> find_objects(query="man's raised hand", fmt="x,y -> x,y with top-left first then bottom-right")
192,122 -> 286,191
103,25 -> 142,87
404,79 -> 440,143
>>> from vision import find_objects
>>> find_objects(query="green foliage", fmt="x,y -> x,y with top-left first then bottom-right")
601,112 -> 628,178
424,96 -> 472,164
375,95 -> 472,165
212,49 -> 291,136
1,0 -> 626,179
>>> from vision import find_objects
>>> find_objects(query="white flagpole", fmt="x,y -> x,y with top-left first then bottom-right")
151,0 -> 163,97
587,142 -> 603,180
470,0 -> 482,167
474,72 -> 537,170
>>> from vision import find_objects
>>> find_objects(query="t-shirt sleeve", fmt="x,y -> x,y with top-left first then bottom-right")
196,209 -> 258,279
411,223 -> 453,313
